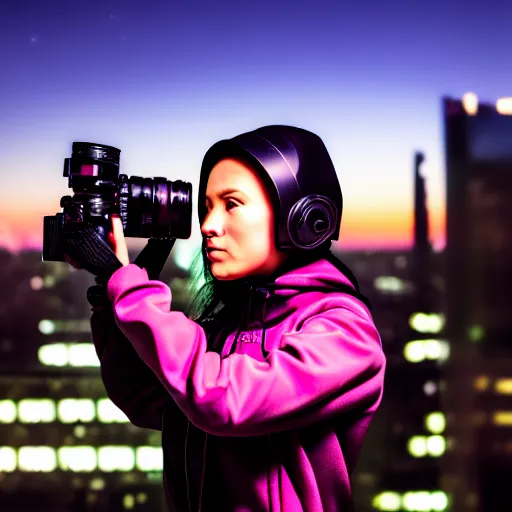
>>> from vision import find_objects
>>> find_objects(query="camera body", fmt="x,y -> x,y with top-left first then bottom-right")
43,142 -> 192,262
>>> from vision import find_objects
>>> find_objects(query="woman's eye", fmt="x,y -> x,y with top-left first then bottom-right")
226,199 -> 238,210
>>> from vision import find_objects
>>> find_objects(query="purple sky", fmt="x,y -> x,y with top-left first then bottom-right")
1,0 -> 511,252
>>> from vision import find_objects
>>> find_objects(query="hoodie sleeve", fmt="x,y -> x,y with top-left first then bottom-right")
107,264 -> 386,437
90,304 -> 176,431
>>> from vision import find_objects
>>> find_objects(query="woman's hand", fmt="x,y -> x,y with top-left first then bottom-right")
108,215 -> 130,267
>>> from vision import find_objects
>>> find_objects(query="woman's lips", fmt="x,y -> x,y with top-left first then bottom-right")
206,248 -> 226,260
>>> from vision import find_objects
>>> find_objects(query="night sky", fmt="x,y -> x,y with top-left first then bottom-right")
1,0 -> 511,254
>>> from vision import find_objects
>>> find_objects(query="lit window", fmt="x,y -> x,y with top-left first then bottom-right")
426,435 -> 446,457
98,446 -> 135,472
474,375 -> 490,392
18,399 -> 56,423
0,447 -> 16,472
493,411 -> 512,426
58,399 -> 96,423
409,313 -> 445,334
425,412 -> 446,434
372,491 -> 401,511
38,343 -> 68,366
495,378 -> 512,395
38,319 -> 56,335
374,276 -> 406,294
19,446 -> 57,472
136,446 -> 163,471
0,400 -> 17,423
68,344 -> 100,367
97,399 -> 129,423
402,491 -> 431,511
58,446 -> 97,472
407,436 -> 427,458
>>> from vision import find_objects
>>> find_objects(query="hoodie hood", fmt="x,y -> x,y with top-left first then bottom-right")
198,125 -> 343,250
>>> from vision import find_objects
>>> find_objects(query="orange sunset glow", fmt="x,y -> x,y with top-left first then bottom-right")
0,204 -> 446,253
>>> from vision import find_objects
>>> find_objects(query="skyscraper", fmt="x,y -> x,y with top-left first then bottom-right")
442,95 -> 512,512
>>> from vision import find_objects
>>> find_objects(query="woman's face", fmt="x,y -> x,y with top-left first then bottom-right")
201,158 -> 288,281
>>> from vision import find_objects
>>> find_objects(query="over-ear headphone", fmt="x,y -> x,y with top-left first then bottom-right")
287,195 -> 339,250
199,125 -> 344,251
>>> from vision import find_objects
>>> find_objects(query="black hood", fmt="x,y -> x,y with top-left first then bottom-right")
198,125 -> 343,250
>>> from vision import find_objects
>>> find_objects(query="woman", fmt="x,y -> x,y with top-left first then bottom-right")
79,125 -> 385,512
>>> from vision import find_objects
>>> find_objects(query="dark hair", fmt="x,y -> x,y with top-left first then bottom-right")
186,239 -> 332,323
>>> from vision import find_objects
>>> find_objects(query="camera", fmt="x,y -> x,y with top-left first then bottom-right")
42,142 -> 192,262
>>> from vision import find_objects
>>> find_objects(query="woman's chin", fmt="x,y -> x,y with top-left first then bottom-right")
211,262 -> 243,281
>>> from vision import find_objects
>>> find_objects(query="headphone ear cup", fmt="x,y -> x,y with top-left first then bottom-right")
287,195 -> 338,249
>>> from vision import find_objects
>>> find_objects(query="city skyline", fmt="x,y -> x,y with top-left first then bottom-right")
2,0 -> 512,253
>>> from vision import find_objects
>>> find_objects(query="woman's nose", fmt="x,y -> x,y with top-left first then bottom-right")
201,210 -> 225,238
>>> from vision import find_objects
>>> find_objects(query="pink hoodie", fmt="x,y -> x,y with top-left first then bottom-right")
91,256 -> 385,512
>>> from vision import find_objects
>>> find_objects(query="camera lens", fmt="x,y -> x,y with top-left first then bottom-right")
121,177 -> 192,239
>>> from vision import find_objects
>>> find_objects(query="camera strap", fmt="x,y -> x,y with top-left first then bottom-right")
134,238 -> 176,280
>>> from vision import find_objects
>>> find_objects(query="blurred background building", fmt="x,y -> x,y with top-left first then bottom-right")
440,94 -> 512,512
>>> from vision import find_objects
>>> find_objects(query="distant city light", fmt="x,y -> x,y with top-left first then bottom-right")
38,343 -> 100,368
68,343 -> 100,367
426,435 -> 446,457
38,343 -> 68,366
57,399 -> 96,423
402,490 -> 449,511
43,275 -> 57,288
58,446 -> 97,472
374,276 -> 407,294
38,319 -> 91,335
468,325 -> 485,343
423,381 -> 438,396
404,339 -> 450,363
136,447 -> 163,471
409,313 -> 445,334
90,478 -> 106,491
0,447 -> 16,472
98,446 -> 135,472
74,425 -> 87,438
425,412 -> 446,434
373,491 -> 449,512
18,446 -> 57,472
495,378 -> 512,395
30,276 -> 44,290
124,494 -> 135,510
18,399 -> 56,423
407,435 -> 446,457
493,411 -> 512,426
496,97 -> 512,115
97,398 -> 130,423
38,319 -> 56,335
0,400 -> 17,423
462,92 -> 479,115
372,491 -> 401,511
0,446 -> 163,473
136,493 -> 148,504
4,398 -> 129,425
407,436 -> 428,457
474,375 -> 490,391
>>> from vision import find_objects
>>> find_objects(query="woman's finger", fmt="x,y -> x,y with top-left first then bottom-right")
111,215 -> 130,266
